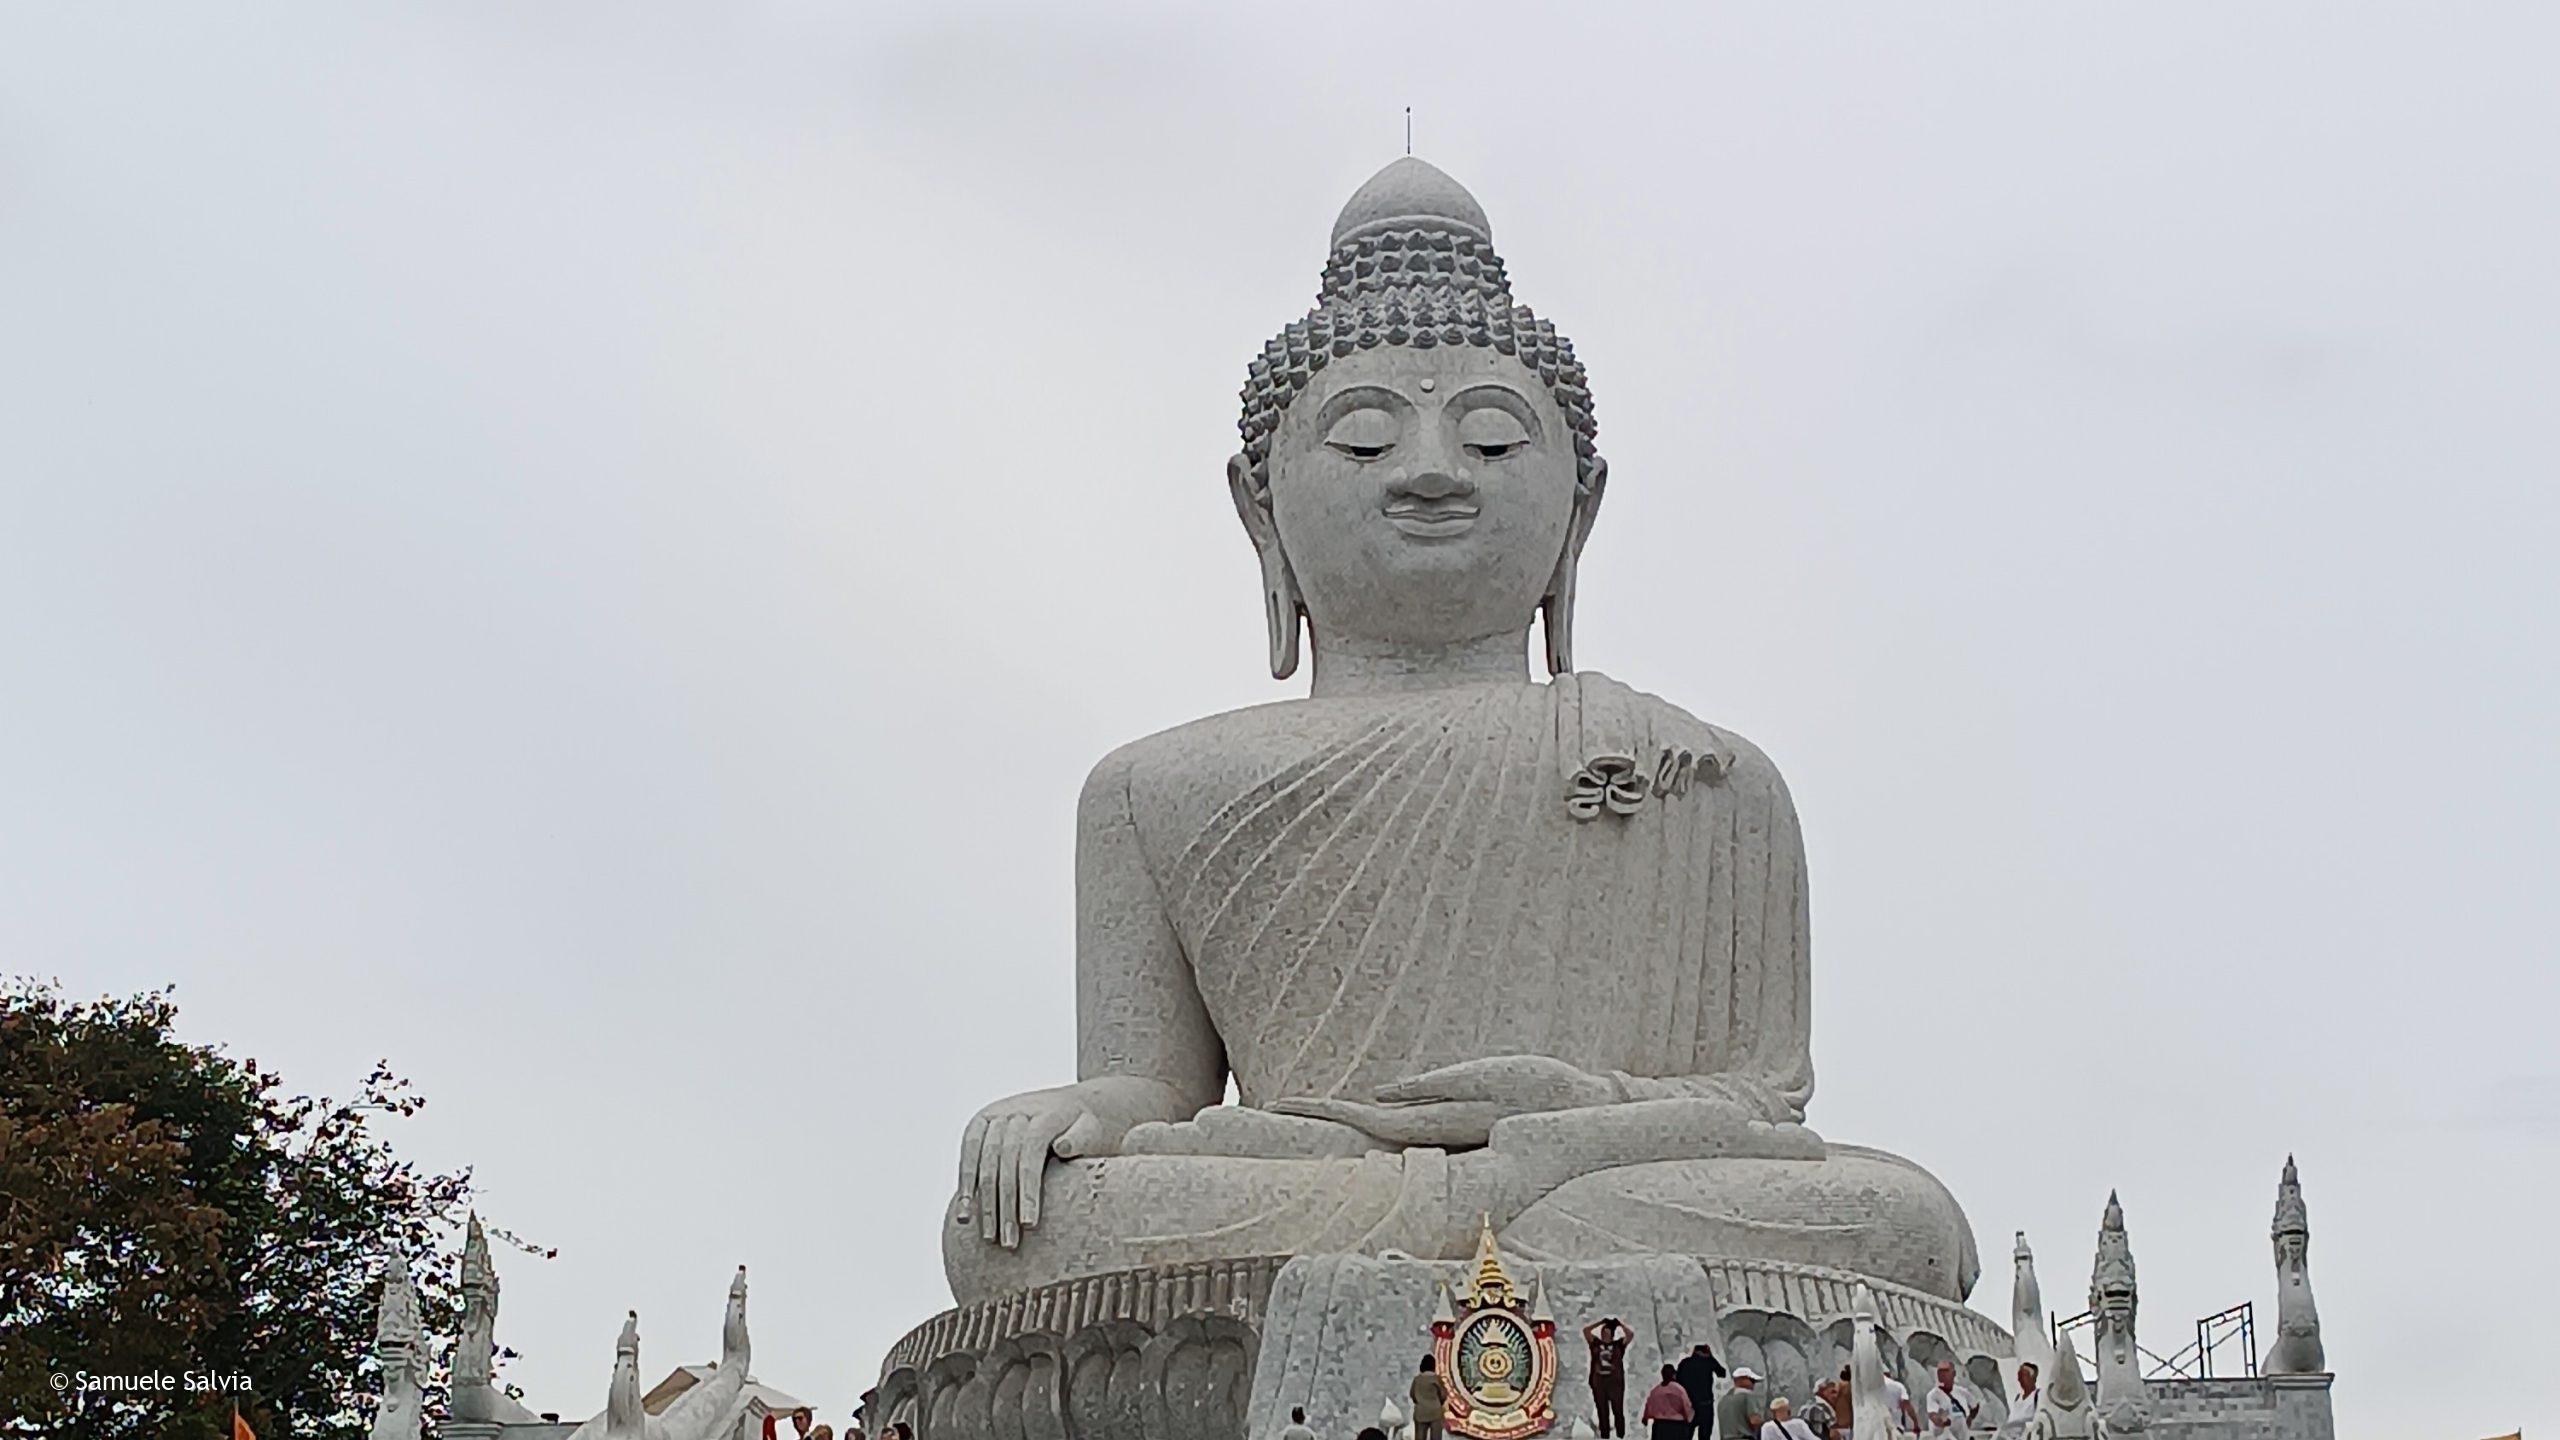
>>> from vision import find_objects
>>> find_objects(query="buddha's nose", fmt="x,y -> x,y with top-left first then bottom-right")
1386,457 -> 1476,501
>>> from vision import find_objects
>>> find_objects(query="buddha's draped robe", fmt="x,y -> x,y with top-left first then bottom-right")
1146,672 -> 1814,1116
945,675 -> 1982,1306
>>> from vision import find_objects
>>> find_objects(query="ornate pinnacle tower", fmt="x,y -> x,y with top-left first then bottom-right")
451,1213 -> 499,1423
446,1212 -> 543,1436
369,1262 -> 426,1440
2089,1192 -> 2149,1433
2265,1157 -> 2327,1374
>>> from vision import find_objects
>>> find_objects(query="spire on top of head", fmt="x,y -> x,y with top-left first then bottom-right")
1331,156 -> 1492,248
1311,156 -> 1515,313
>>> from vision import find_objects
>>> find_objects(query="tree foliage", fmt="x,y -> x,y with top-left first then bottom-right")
0,979 -> 516,1439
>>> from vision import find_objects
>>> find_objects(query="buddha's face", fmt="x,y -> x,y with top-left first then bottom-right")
1262,346 -> 1581,649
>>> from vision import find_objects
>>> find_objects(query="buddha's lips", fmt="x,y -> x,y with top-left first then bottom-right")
1383,499 -> 1480,537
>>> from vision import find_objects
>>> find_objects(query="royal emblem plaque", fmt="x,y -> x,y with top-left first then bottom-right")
1431,1219 -> 1558,1440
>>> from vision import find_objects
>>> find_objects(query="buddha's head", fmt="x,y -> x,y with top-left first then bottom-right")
1233,158 -> 1604,681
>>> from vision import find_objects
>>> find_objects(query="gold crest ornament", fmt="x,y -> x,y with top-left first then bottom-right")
1431,1217 -> 1558,1439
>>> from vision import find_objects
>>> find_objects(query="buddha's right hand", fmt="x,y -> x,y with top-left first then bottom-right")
955,1076 -> 1191,1249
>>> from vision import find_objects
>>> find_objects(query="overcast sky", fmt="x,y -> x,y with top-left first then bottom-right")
5,4 -> 2554,1437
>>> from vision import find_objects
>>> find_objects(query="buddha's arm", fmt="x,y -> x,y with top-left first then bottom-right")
1074,745 -> 1225,1107
1627,735 -> 1816,1122
954,746 -> 1223,1249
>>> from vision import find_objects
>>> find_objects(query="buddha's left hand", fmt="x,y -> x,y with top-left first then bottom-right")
1271,1055 -> 1616,1148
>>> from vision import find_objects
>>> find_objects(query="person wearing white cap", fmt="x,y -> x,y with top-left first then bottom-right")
1713,1369 -> 1765,1440
1760,1397 -> 1821,1440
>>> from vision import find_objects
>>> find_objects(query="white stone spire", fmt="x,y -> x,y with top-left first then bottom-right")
369,1261 -> 425,1440
451,1212 -> 499,1423
2089,1193 -> 2149,1434
1851,1283 -> 1899,1440
2012,1230 -> 2054,1374
2266,1157 -> 2327,1374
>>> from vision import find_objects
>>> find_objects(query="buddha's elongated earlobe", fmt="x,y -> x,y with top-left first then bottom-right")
1542,458 -> 1606,676
1228,454 -> 1305,679
1541,567 -> 1576,676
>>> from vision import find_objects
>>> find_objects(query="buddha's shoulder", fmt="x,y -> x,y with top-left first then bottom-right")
1578,671 -> 1791,793
1081,677 -> 1790,805
1081,695 -> 1401,801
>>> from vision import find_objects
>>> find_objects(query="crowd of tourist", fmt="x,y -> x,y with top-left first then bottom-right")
1258,1321 -> 2046,1440
854,1313 -> 2048,1439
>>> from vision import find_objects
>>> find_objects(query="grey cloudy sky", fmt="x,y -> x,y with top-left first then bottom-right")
5,3 -> 2553,1436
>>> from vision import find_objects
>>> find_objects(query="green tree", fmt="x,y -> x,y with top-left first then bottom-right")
0,979 -> 525,1439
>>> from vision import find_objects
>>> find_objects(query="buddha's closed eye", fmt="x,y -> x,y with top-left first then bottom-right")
1324,407 -> 1398,460
1457,405 -> 1532,461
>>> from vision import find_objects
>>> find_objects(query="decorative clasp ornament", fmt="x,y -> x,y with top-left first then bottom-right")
1431,1218 -> 1558,1439
1566,745 -> 1716,821
1567,755 -> 1649,819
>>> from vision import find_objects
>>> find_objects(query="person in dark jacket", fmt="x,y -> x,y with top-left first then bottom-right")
1676,1344 -> 1727,1430
1411,1354 -> 1446,1440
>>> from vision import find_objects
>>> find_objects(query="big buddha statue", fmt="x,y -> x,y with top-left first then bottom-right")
937,157 -> 1980,1319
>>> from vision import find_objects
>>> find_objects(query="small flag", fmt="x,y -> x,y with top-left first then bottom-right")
233,1404 -> 257,1440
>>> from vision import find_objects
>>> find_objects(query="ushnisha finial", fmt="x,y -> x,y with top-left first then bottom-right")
1331,156 -> 1493,248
